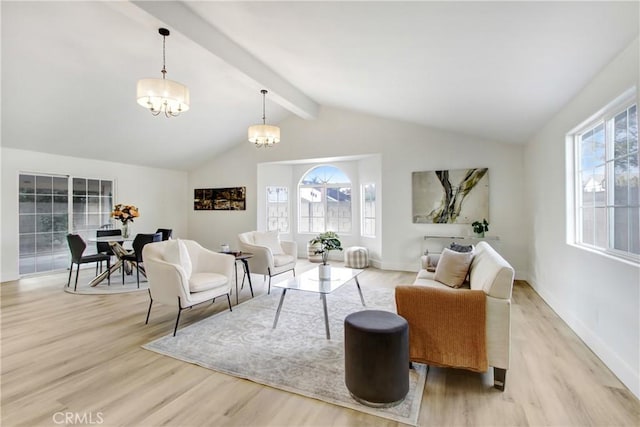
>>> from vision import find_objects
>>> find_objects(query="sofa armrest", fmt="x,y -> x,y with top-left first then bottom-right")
144,257 -> 191,305
280,240 -> 297,258
194,247 -> 235,284
237,241 -> 274,274
395,285 -> 488,372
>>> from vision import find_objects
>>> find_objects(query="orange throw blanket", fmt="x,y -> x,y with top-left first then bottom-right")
395,285 -> 488,372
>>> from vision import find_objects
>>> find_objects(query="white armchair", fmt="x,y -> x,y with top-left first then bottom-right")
142,239 -> 235,336
238,231 -> 297,294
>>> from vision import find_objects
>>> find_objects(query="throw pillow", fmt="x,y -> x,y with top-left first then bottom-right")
434,248 -> 473,288
164,239 -> 193,279
450,242 -> 474,253
254,231 -> 284,255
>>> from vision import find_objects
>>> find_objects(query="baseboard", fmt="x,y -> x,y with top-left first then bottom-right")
529,279 -> 640,399
378,261 -> 418,273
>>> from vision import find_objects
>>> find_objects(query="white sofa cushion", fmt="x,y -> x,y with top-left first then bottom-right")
189,272 -> 228,293
434,248 -> 473,288
163,239 -> 192,279
253,231 -> 284,255
273,254 -> 295,267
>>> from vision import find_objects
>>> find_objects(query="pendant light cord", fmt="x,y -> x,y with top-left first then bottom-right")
262,90 -> 267,124
161,34 -> 167,79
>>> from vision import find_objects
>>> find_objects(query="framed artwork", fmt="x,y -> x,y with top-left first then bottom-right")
412,168 -> 489,224
194,187 -> 246,211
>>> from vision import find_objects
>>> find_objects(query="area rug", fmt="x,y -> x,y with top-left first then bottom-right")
63,269 -> 149,295
143,285 -> 427,425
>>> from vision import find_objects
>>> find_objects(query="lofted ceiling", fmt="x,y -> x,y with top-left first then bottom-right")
1,1 -> 638,171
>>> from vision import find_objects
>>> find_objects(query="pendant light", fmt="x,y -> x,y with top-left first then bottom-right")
248,89 -> 280,147
136,28 -> 190,117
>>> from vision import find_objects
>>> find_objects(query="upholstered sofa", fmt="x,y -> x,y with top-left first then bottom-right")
395,241 -> 515,390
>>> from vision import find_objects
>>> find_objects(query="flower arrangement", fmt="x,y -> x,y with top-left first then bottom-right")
309,231 -> 343,265
111,204 -> 140,225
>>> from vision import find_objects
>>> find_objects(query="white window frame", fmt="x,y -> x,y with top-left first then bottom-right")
298,166 -> 352,234
266,186 -> 289,233
570,89 -> 639,263
361,183 -> 376,237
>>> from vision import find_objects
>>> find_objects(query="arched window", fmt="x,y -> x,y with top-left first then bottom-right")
298,165 -> 352,234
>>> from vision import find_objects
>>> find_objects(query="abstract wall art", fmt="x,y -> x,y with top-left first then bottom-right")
412,168 -> 489,224
194,187 -> 246,211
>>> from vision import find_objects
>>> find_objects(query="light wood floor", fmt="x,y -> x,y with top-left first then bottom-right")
1,261 -> 638,427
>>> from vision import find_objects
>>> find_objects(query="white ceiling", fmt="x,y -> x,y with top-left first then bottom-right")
2,1 -> 638,171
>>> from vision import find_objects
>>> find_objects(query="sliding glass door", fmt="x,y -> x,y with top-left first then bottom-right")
18,173 -> 113,275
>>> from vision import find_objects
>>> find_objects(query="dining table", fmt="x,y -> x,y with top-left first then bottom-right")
87,235 -> 134,287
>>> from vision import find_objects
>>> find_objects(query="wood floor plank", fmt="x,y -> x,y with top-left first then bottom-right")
1,261 -> 638,426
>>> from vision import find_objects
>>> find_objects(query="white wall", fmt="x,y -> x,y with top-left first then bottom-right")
0,147 -> 189,282
187,106 -> 528,278
524,38 -> 640,398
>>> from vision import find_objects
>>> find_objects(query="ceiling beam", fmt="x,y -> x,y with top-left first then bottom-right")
131,1 -> 319,120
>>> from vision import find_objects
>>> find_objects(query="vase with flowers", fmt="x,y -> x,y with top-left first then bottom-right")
111,204 -> 140,238
309,231 -> 343,279
472,219 -> 489,238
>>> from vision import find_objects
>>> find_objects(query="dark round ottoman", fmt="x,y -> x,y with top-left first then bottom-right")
344,310 -> 409,407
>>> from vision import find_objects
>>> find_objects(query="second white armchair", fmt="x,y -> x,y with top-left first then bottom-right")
238,231 -> 297,294
143,239 -> 235,336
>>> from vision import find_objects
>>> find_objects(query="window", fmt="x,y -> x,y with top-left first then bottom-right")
298,165 -> 352,234
361,183 -> 376,237
266,186 -> 289,233
18,173 -> 114,275
574,98 -> 639,261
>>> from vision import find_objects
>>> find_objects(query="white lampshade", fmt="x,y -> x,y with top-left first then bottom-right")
248,124 -> 281,147
136,78 -> 190,116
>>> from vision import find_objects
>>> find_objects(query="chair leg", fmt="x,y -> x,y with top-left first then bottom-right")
173,309 -> 183,337
136,262 -> 140,289
226,294 -> 233,312
107,259 -> 111,286
494,367 -> 507,391
122,263 -> 125,285
268,275 -> 272,295
74,264 -> 80,291
67,262 -> 73,287
173,297 -> 183,337
145,290 -> 153,324
293,268 -> 296,277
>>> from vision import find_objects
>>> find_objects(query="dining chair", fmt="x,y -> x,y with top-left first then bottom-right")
155,228 -> 173,241
121,232 -> 162,288
96,229 -> 123,273
66,234 -> 111,291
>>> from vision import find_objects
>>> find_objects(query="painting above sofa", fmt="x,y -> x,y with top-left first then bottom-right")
412,168 -> 489,224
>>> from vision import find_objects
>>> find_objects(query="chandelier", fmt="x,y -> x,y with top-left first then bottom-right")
248,89 -> 280,147
136,28 -> 189,118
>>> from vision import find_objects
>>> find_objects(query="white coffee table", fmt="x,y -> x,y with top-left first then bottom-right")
272,266 -> 366,339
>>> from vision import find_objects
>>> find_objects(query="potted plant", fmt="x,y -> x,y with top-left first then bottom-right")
309,231 -> 343,279
472,219 -> 489,238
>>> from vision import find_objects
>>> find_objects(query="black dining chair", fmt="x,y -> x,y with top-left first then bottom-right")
121,232 -> 162,288
96,229 -> 123,273
66,234 -> 111,291
155,228 -> 173,241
